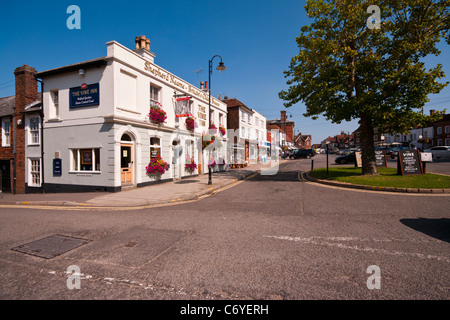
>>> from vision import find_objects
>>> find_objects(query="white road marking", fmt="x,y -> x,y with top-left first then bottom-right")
265,235 -> 450,263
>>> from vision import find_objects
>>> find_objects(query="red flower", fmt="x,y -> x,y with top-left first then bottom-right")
149,106 -> 167,124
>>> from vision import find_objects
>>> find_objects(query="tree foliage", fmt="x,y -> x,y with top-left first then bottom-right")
279,0 -> 449,174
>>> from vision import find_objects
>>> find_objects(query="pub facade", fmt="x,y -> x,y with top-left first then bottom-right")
36,35 -> 228,192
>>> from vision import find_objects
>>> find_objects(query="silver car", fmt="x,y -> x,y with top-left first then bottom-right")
424,146 -> 450,159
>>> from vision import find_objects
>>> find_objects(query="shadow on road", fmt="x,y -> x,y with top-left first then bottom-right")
250,170 -> 302,182
400,218 -> 450,243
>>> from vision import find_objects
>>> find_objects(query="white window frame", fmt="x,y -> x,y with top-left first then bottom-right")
28,158 -> 41,187
185,139 -> 194,162
28,116 -> 40,145
445,126 -> 450,134
1,118 -> 11,147
150,84 -> 161,108
49,90 -> 59,119
150,137 -> 161,158
70,148 -> 101,172
437,127 -> 442,134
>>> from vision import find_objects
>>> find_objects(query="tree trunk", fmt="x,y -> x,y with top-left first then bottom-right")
360,112 -> 378,175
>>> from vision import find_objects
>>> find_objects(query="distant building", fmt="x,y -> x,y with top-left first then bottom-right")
221,97 -> 268,165
267,111 -> 295,150
382,110 -> 446,149
433,114 -> 450,146
352,127 -> 385,148
294,133 -> 311,149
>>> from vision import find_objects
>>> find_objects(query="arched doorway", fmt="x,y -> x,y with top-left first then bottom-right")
120,133 -> 134,186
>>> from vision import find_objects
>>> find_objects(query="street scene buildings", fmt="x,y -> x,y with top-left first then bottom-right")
0,1 -> 449,307
0,36 -> 289,194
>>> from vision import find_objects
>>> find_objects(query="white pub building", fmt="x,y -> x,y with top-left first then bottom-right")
36,35 -> 228,192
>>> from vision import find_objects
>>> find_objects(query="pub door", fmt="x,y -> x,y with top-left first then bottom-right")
120,144 -> 134,185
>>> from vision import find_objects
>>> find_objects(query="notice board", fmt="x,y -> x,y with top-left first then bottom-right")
397,149 -> 423,175
375,150 -> 387,167
355,151 -> 362,168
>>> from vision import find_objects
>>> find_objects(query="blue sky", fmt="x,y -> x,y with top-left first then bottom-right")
1,0 -> 449,144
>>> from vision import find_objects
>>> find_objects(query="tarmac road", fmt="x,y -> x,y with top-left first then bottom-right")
0,157 -> 449,304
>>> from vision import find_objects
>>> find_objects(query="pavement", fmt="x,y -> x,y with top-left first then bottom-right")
0,161 -> 284,208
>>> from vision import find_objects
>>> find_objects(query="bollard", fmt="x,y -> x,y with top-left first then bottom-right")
311,159 -> 314,171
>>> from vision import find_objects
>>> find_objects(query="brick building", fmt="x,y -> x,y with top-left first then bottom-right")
433,114 -> 450,146
0,65 -> 40,193
267,111 -> 295,149
294,133 -> 312,149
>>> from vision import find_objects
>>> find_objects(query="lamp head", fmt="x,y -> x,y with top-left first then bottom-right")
216,61 -> 226,71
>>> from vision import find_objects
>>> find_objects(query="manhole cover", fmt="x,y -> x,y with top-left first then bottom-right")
11,234 -> 91,259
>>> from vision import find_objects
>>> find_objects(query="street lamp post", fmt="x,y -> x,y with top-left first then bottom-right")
207,55 -> 226,185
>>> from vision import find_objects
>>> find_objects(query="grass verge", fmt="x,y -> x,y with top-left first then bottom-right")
309,167 -> 450,189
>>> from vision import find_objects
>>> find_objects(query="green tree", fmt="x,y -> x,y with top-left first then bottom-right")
279,0 -> 449,175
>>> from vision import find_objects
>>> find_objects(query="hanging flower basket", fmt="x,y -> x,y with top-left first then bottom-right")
219,125 -> 226,136
202,134 -> 214,150
149,104 -> 167,124
202,134 -> 223,150
146,155 -> 168,175
185,158 -> 197,173
185,116 -> 197,132
209,122 -> 217,133
208,157 -> 216,168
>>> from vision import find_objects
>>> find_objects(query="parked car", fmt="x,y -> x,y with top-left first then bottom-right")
335,152 -> 356,164
424,146 -> 450,159
339,149 -> 352,155
375,147 -> 394,156
389,146 -> 409,158
290,149 -> 315,159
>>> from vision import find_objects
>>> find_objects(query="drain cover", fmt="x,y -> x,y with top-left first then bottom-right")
11,234 -> 91,259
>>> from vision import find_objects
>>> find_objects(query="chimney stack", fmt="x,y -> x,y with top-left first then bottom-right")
134,35 -> 155,63
14,65 -> 38,113
135,35 -> 150,51
13,64 -> 38,194
281,110 -> 286,122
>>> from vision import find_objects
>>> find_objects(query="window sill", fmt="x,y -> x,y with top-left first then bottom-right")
69,171 -> 102,175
